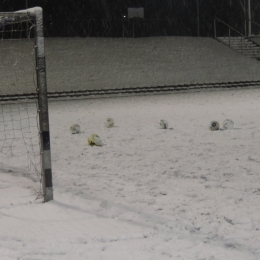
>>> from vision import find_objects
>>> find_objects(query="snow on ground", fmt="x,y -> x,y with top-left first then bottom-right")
1,87 -> 260,259
1,36 -> 260,259
45,37 -> 260,92
2,37 -> 260,95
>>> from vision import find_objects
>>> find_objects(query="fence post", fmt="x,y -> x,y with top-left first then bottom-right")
229,28 -> 230,46
214,19 -> 216,38
241,36 -> 244,54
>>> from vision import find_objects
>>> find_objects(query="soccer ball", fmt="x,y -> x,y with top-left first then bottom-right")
105,118 -> 114,128
70,124 -> 81,134
209,121 -> 219,131
87,134 -> 103,146
159,120 -> 168,129
223,119 -> 234,130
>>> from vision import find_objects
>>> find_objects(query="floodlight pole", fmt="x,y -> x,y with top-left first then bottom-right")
196,0 -> 200,37
33,7 -> 53,202
248,0 -> 251,36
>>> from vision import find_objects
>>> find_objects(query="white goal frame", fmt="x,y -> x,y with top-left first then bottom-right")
0,7 -> 53,202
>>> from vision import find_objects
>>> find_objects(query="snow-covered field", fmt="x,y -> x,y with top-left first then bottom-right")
45,37 -> 260,92
1,87 -> 260,260
1,36 -> 260,259
2,37 -> 260,95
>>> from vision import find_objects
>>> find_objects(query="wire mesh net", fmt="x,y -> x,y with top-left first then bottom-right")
0,12 -> 41,182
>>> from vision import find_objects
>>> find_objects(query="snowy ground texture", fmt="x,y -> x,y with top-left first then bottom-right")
1,36 -> 260,259
2,37 -> 260,95
45,37 -> 260,92
1,87 -> 260,260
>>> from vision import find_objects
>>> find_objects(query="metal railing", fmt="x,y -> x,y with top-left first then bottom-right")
214,17 -> 245,54
247,19 -> 260,37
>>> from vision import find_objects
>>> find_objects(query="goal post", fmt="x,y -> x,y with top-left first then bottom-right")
0,7 -> 53,202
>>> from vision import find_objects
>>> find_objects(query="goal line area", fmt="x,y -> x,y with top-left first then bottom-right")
0,7 -> 53,202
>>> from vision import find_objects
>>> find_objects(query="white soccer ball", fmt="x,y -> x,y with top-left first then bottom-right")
105,118 -> 114,128
209,121 -> 220,131
223,119 -> 234,130
87,134 -> 103,146
159,120 -> 168,129
70,124 -> 81,134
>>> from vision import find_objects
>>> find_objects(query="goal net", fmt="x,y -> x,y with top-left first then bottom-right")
0,7 -> 53,202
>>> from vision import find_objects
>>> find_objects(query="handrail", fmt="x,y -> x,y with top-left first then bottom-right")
214,17 -> 260,59
246,18 -> 260,37
214,17 -> 245,38
214,17 -> 245,55
247,19 -> 260,29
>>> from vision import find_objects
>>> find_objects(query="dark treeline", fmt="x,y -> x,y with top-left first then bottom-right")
1,0 -> 260,37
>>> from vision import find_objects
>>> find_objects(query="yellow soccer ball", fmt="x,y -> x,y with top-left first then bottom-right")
87,134 -> 103,146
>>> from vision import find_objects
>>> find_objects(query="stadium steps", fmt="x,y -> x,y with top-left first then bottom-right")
1,80 -> 260,102
216,36 -> 260,60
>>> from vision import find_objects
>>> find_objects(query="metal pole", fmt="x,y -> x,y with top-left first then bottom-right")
197,0 -> 200,37
133,19 -> 135,38
248,0 -> 251,36
34,7 -> 53,202
244,0 -> 247,36
241,36 -> 244,54
26,0 -> 28,38
214,19 -> 216,38
122,19 -> 124,37
229,28 -> 231,45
